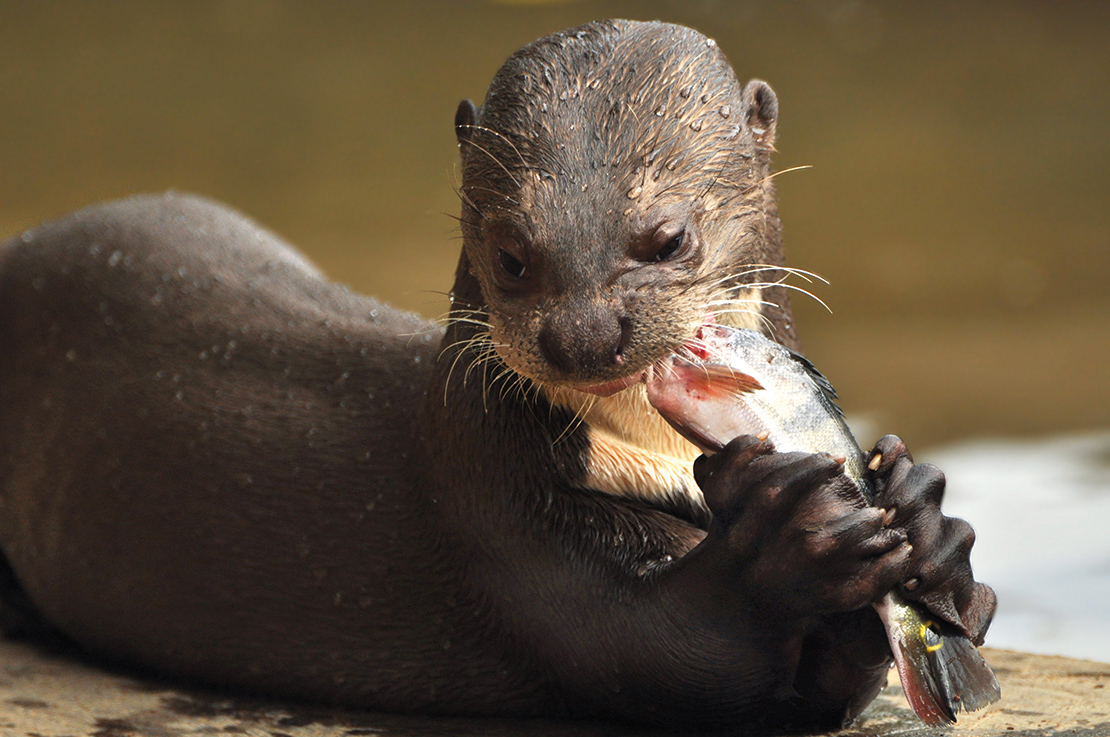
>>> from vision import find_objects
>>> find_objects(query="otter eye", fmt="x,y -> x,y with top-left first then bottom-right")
654,232 -> 684,262
498,249 -> 528,279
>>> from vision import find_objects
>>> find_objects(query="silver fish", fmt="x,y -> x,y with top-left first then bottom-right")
645,324 -> 1000,725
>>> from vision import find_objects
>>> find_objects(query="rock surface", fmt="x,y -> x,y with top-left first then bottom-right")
0,638 -> 1106,736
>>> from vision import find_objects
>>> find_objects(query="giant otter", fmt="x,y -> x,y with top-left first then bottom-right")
0,20 -> 994,730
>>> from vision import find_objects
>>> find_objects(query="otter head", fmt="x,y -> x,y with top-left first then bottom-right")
451,20 -> 799,518
454,20 -> 795,395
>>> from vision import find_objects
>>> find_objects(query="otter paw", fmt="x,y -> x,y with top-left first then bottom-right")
865,435 -> 997,643
695,441 -> 911,617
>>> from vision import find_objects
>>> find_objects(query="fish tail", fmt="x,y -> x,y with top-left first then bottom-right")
876,593 -> 1001,725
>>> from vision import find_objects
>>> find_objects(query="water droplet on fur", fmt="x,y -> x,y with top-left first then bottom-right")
689,119 -> 703,132
719,105 -> 731,118
626,186 -> 642,200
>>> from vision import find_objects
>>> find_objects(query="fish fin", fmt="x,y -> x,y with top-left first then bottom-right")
786,348 -> 846,419
684,362 -> 764,398
884,601 -> 1001,725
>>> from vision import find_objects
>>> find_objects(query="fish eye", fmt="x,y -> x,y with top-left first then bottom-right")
498,249 -> 528,279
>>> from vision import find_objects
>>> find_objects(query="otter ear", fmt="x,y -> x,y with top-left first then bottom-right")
455,99 -> 478,147
742,80 -> 777,149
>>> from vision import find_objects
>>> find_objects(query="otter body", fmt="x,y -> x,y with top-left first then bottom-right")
0,21 -> 994,730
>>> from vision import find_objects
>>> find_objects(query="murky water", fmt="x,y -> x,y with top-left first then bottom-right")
1,0 -> 1107,669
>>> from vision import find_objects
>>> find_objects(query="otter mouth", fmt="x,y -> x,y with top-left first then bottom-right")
573,317 -> 719,398
576,372 -> 647,397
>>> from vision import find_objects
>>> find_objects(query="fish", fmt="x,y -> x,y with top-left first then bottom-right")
644,323 -> 1001,725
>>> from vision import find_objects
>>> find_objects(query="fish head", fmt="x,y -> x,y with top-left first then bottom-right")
645,346 -> 769,454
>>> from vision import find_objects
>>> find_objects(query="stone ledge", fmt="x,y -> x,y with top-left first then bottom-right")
0,638 -> 1106,736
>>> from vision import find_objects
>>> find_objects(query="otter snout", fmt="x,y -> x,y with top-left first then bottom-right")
537,305 -> 632,378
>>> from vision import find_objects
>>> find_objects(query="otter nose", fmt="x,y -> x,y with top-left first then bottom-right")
538,308 -> 631,378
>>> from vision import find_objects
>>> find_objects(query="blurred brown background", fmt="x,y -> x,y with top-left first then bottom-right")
1,0 -> 1106,448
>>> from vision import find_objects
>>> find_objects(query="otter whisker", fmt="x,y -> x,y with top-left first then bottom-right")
441,338 -> 482,404
502,370 -> 534,406
692,267 -> 824,296
759,282 -> 832,314
457,138 -> 523,190
452,185 -> 485,221
441,332 -> 495,397
458,124 -> 529,169
446,317 -> 495,331
697,264 -> 828,290
463,184 -> 522,207
711,308 -> 778,335
399,322 -> 451,339
551,391 -> 596,447
697,273 -> 832,314
750,164 -> 813,190
705,299 -> 781,314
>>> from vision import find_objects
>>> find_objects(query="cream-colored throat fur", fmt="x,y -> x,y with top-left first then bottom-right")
542,290 -> 767,515
546,383 -> 706,514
